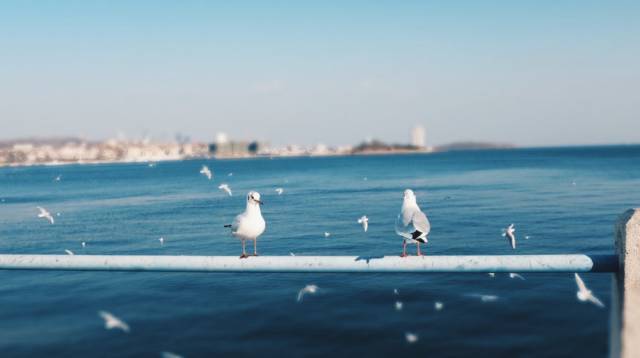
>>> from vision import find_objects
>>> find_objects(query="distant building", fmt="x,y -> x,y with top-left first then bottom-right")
208,133 -> 264,158
411,125 -> 426,148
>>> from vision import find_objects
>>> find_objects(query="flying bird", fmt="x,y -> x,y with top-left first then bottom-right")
98,311 -> 130,333
502,224 -> 516,249
200,165 -> 213,180
509,273 -> 525,280
324,232 -> 331,238
37,206 -> 54,224
357,216 -> 369,232
434,301 -> 444,311
159,237 -> 164,245
395,301 -> 403,311
218,183 -> 232,196
488,272 -> 496,278
54,175 -> 62,181
224,191 -> 265,258
81,241 -> 86,248
65,249 -> 74,255
405,332 -> 419,344
296,284 -> 318,302
574,273 -> 605,308
161,352 -> 183,358
275,188 -> 284,195
395,189 -> 430,257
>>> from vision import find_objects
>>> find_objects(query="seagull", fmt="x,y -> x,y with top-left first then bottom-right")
81,241 -> 86,248
275,188 -> 284,195
525,235 -> 531,240
574,273 -> 605,308
488,272 -> 496,278
161,352 -> 183,358
467,294 -> 499,302
65,249 -> 74,255
98,311 -> 130,333
37,206 -> 54,224
224,191 -> 265,258
395,189 -> 430,257
434,301 -> 444,311
395,301 -> 403,311
509,273 -> 525,280
502,224 -> 516,249
218,183 -> 232,196
200,165 -> 213,180
54,175 -> 62,181
357,216 -> 369,232
324,232 -> 331,238
405,332 -> 419,344
296,284 -> 318,302
159,237 -> 164,245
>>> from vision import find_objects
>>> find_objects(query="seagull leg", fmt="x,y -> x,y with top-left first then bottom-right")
240,239 -> 248,259
401,240 -> 407,257
253,240 -> 258,256
417,242 -> 423,256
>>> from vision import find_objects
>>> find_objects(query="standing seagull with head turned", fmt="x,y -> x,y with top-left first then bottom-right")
395,189 -> 430,257
225,191 -> 266,258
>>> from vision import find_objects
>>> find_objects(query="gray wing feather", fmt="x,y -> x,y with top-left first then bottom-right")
412,211 -> 430,235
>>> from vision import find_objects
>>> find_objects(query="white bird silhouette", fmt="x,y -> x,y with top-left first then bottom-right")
574,273 -> 605,308
98,311 -> 130,333
296,284 -> 318,302
65,249 -> 74,255
395,189 -> 430,257
81,241 -> 86,248
357,216 -> 369,232
467,294 -> 499,302
200,165 -> 213,180
502,224 -> 516,249
434,301 -> 444,311
225,191 -> 265,258
159,237 -> 164,245
37,206 -> 54,224
324,232 -> 331,238
395,301 -> 403,311
488,272 -> 496,278
161,352 -> 183,358
275,188 -> 284,195
509,273 -> 525,280
54,175 -> 62,181
405,332 -> 419,344
218,183 -> 232,196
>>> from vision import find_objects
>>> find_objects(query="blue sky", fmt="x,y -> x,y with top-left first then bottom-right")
0,1 -> 638,146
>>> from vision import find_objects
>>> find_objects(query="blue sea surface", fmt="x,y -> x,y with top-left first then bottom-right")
1,146 -> 639,357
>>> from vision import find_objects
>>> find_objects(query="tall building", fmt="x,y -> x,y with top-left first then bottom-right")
411,125 -> 426,148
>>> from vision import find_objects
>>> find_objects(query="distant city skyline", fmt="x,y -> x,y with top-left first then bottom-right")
1,1 -> 638,147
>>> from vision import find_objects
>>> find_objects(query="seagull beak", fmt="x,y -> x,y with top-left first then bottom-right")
258,200 -> 264,205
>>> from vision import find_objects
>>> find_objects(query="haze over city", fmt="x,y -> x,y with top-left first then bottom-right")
1,1 -> 638,147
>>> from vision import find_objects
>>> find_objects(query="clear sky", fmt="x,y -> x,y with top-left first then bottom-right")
0,1 -> 638,147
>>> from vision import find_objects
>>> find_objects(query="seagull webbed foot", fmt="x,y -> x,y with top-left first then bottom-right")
240,254 -> 249,259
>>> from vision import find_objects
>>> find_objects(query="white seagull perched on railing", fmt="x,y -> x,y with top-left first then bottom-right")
395,189 -> 430,257
200,165 -> 213,180
37,206 -> 55,224
357,216 -> 369,232
218,183 -> 232,196
224,191 -> 265,258
574,273 -> 605,308
98,311 -> 130,333
502,224 -> 516,249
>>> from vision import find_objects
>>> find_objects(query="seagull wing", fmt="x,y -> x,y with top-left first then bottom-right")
411,210 -> 430,236
588,294 -> 605,308
574,273 -> 588,293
